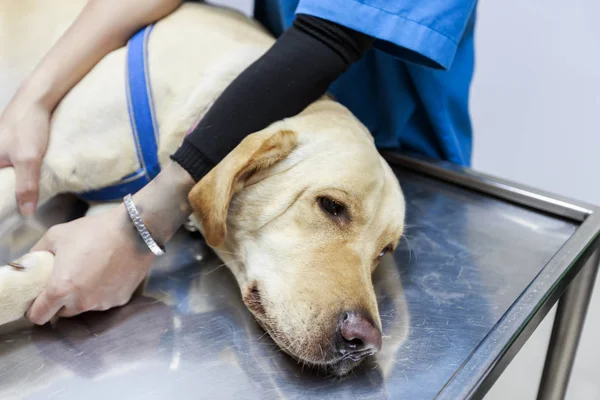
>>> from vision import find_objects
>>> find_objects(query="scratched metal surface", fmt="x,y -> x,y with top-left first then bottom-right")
0,167 -> 579,400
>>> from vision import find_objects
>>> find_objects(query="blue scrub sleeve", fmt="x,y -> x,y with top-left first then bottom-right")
295,0 -> 477,70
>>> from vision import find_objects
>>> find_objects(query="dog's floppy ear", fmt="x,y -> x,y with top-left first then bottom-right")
188,128 -> 297,248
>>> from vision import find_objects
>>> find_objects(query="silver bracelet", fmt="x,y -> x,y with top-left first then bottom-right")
123,194 -> 165,256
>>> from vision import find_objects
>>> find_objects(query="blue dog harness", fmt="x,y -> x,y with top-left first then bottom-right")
79,25 -> 161,202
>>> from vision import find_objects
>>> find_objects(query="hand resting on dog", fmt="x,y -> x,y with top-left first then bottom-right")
0,0 -> 181,217
26,162 -> 194,324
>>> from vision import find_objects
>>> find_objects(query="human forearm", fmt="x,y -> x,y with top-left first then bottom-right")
18,0 -> 181,110
129,162 -> 195,248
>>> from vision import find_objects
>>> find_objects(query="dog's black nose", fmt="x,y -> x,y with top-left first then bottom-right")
336,311 -> 382,360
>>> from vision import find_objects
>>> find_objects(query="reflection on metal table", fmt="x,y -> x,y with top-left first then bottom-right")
0,154 -> 598,400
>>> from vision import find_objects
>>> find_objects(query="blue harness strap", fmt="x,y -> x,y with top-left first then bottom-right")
80,25 -> 161,202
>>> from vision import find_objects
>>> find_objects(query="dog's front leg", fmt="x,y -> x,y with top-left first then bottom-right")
0,251 -> 54,326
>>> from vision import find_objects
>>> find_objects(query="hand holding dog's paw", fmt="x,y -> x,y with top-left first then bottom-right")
0,97 -> 51,216
26,205 -> 155,325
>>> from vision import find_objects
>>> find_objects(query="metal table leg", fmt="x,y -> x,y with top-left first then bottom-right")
537,248 -> 600,400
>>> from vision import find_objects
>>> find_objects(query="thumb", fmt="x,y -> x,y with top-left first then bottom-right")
30,230 -> 53,253
13,156 -> 42,217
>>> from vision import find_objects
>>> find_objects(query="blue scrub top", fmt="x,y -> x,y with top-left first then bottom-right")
254,0 -> 477,166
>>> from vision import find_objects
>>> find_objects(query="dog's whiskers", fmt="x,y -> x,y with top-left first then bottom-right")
203,258 -> 242,276
401,234 -> 416,263
256,331 -> 270,342
214,249 -> 241,256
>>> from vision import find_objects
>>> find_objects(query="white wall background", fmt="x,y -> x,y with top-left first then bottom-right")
220,0 -> 600,397
471,0 -> 600,205
472,1 -> 600,399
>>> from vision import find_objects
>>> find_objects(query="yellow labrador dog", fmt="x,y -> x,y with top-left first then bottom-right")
0,1 -> 405,375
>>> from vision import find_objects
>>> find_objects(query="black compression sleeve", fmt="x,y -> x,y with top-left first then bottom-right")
171,14 -> 373,181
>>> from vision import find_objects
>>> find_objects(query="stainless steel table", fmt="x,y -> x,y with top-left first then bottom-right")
0,154 -> 598,400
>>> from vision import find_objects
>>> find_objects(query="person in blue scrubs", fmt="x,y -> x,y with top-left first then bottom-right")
173,0 -> 477,181
0,0 -> 477,323
256,0 -> 477,166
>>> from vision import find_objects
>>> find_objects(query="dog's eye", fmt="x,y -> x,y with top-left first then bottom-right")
318,196 -> 347,218
378,245 -> 393,259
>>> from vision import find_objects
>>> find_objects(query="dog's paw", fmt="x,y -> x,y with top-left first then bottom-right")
0,251 -> 54,326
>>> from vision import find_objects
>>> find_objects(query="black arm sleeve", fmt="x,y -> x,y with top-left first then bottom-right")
170,14 -> 373,181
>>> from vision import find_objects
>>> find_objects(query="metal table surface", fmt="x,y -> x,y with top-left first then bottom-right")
0,155 -> 598,400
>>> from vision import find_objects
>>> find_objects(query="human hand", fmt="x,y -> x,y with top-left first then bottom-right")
0,97 -> 51,216
26,162 -> 195,325
26,205 -> 155,325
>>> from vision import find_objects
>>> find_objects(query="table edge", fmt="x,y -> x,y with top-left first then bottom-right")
382,152 -> 597,222
381,152 -> 600,399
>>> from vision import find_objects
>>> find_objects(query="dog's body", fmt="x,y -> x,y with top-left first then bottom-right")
1,1 -> 274,206
0,1 -> 406,375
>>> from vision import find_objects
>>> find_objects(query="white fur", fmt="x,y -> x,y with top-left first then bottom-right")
0,252 -> 53,325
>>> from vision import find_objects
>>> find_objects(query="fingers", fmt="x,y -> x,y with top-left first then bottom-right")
27,278 -> 93,323
0,157 -> 11,168
26,289 -> 65,325
31,228 -> 54,253
13,155 -> 42,216
26,231 -> 59,324
57,305 -> 89,318
26,274 -> 90,324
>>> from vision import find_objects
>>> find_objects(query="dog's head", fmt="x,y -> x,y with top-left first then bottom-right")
188,99 -> 405,375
